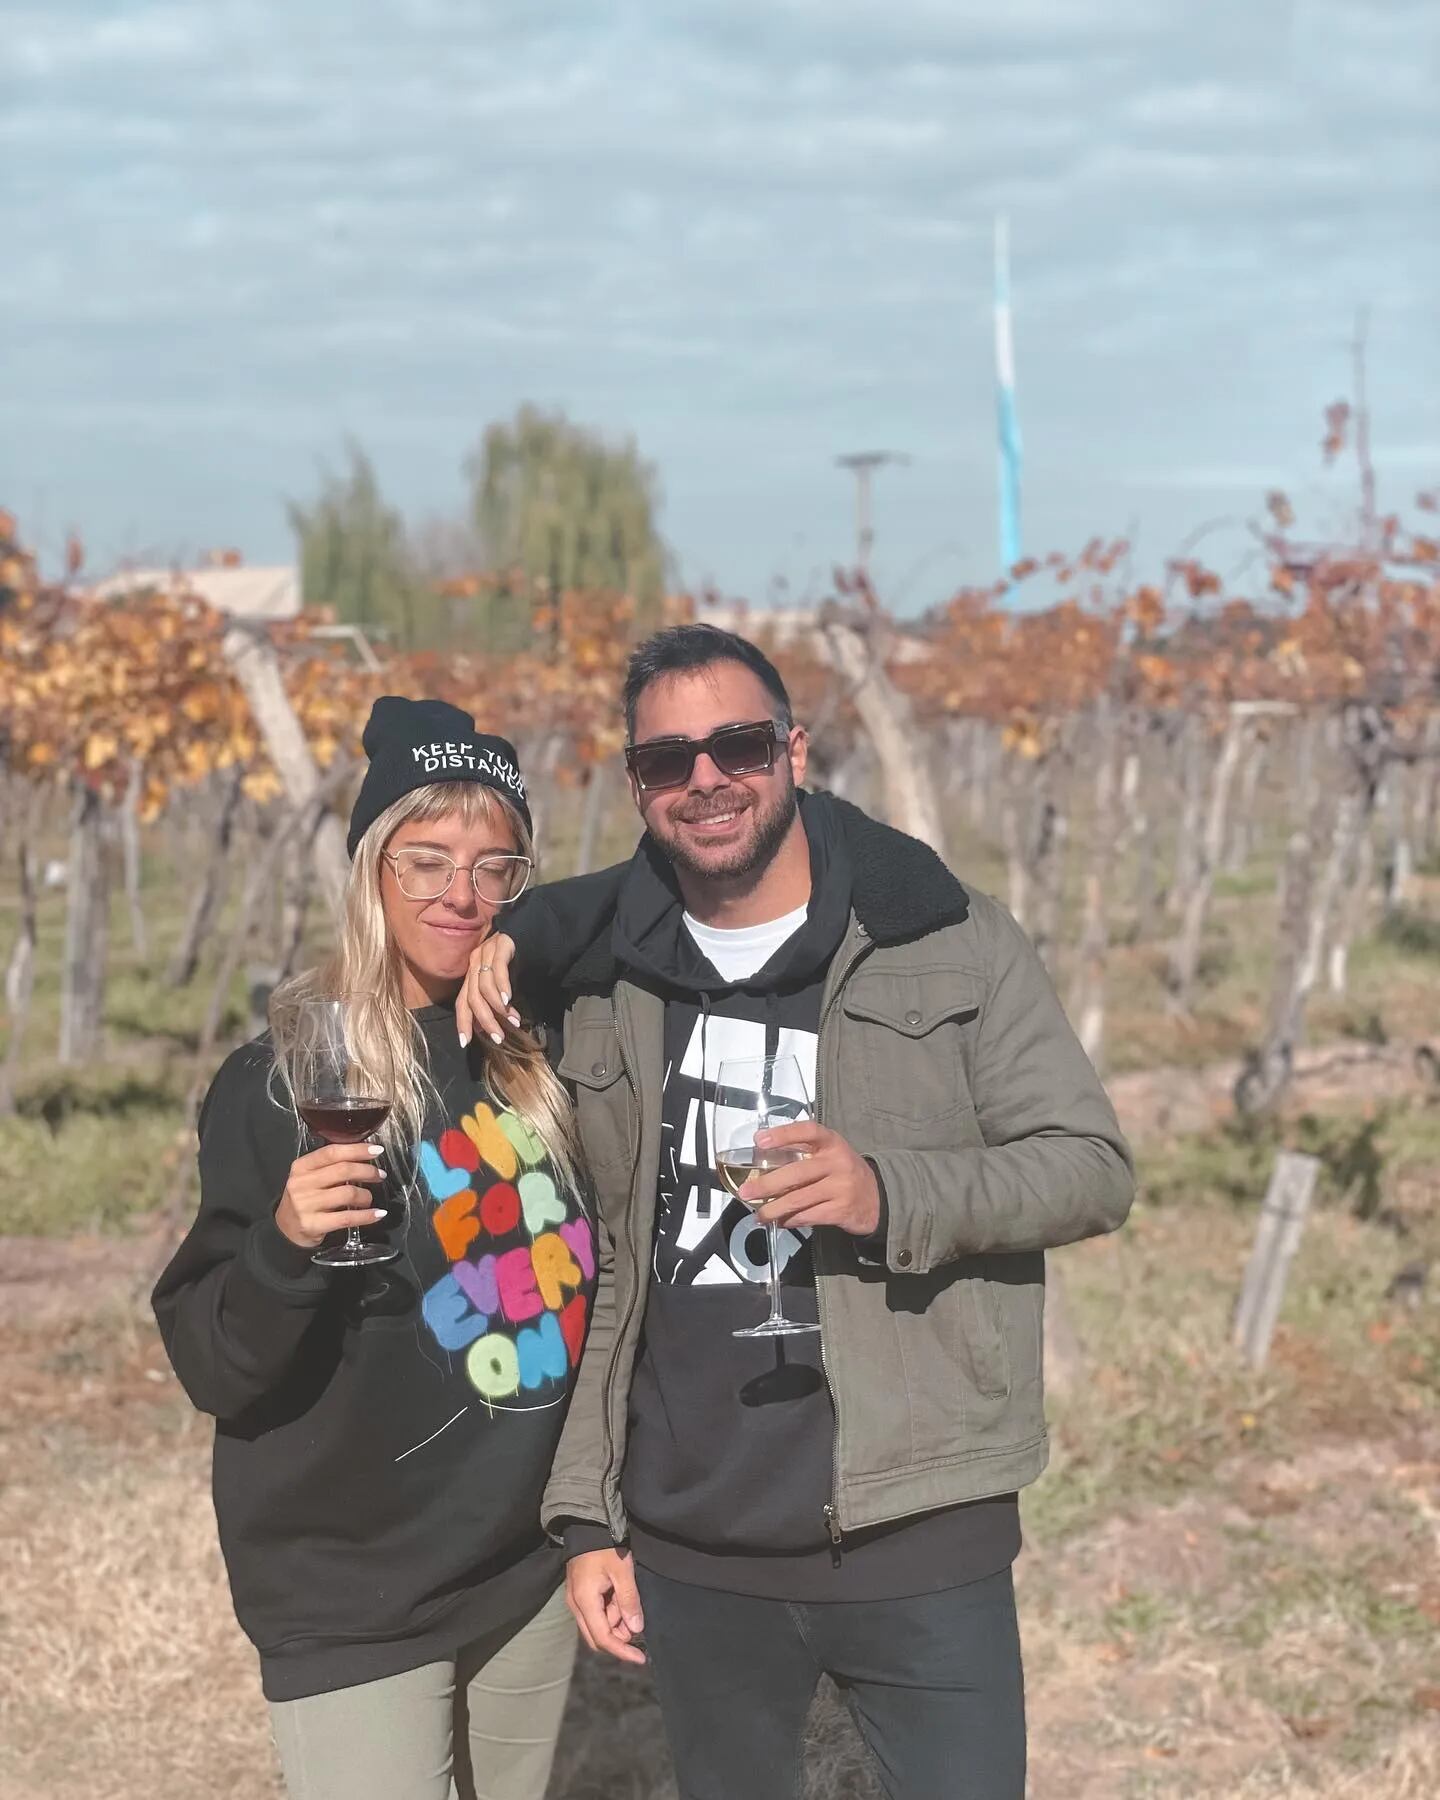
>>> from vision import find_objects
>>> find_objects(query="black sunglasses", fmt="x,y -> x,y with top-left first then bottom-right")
624,719 -> 788,793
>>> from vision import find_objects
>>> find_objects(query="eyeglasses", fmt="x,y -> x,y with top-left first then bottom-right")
382,849 -> 533,905
624,720 -> 787,793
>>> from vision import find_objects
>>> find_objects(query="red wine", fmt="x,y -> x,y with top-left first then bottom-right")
298,1098 -> 391,1143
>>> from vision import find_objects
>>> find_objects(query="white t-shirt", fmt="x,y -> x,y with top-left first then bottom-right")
682,902 -> 809,984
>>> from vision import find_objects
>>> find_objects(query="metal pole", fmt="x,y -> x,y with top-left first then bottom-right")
835,451 -> 910,580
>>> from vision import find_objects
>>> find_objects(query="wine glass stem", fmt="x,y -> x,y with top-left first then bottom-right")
764,1224 -> 787,1324
350,1131 -> 378,1253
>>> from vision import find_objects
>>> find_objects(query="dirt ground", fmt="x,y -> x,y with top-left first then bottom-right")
3,1199 -> 1436,1800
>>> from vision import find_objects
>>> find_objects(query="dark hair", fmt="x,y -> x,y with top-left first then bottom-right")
622,624 -> 794,740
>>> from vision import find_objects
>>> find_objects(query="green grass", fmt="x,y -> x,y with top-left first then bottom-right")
1023,1162 -> 1440,1549
0,1063 -> 202,1235
1102,1588 -> 1178,1642
1139,1100 -> 1440,1212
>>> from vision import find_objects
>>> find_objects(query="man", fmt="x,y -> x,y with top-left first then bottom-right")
458,624 -> 1134,1800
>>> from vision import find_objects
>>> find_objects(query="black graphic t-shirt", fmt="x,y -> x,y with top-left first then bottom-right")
619,887 -> 1021,1602
651,965 -> 819,1291
153,1008 -> 596,1700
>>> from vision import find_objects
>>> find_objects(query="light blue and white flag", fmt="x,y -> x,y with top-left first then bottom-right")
994,214 -> 1023,580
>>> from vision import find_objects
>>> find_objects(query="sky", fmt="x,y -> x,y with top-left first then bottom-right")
2,0 -> 1437,613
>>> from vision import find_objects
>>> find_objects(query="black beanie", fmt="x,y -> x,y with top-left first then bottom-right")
346,697 -> 532,857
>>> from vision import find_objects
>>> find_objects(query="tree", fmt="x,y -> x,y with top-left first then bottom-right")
289,442 -> 421,644
469,405 -> 668,627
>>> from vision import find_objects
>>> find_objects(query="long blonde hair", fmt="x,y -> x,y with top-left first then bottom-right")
269,782 -> 579,1187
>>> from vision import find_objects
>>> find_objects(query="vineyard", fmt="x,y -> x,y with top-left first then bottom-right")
2,401 -> 1439,1800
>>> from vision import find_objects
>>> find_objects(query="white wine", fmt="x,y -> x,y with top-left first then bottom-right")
714,1147 -> 806,1206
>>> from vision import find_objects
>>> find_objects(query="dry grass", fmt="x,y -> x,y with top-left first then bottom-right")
3,1176 -> 1436,1800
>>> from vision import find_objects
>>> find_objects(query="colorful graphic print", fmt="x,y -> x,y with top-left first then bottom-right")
418,1102 -> 594,1410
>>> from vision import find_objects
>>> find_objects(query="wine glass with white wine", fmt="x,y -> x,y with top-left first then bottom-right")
292,998 -> 398,1269
712,1053 -> 822,1338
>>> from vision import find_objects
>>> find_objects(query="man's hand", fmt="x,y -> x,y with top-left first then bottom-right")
745,1121 -> 882,1237
455,933 -> 521,1048
565,1548 -> 647,1665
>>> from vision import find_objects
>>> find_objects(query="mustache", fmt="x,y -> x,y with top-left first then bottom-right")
674,794 -> 752,823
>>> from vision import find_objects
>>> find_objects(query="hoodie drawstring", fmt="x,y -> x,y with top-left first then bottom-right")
697,991 -> 714,1218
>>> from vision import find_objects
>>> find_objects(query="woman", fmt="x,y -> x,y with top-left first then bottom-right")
154,697 -> 595,1800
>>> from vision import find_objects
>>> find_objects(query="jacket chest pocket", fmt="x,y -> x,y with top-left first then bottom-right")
840,968 -> 985,1144
557,1018 -> 635,1186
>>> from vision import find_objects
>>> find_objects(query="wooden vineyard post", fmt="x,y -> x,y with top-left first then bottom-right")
221,621 -> 349,915
1233,1151 -> 1320,1370
58,782 -> 111,1065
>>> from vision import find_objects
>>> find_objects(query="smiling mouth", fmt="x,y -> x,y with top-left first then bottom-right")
680,805 -> 748,830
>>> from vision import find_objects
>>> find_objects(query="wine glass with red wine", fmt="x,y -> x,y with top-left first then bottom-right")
293,998 -> 397,1269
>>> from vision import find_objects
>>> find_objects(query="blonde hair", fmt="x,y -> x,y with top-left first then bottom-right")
269,782 -> 579,1188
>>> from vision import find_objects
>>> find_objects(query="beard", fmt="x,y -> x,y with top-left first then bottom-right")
649,771 -> 800,885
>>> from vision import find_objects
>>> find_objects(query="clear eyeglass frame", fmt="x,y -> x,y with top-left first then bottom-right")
382,849 -> 533,906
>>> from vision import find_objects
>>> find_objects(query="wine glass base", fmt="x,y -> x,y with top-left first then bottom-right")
732,1318 -> 823,1339
312,1242 -> 400,1268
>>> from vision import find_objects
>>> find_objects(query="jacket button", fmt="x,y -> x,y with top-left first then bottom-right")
904,1009 -> 922,1027
591,1061 -> 607,1078
896,1249 -> 913,1268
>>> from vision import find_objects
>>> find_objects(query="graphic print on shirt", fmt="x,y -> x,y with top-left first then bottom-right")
654,1014 -> 818,1286
416,1102 -> 595,1409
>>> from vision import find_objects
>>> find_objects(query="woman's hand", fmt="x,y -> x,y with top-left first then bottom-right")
274,1143 -> 389,1249
456,933 -> 522,1048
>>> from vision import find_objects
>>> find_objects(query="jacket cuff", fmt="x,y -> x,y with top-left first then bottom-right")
862,1149 -> 931,1273
854,1160 -> 890,1266
245,1215 -> 333,1296
561,1520 -> 620,1560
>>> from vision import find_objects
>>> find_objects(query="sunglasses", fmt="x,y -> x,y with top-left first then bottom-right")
624,719 -> 788,793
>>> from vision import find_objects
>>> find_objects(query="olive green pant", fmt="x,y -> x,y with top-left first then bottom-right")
267,1586 -> 577,1800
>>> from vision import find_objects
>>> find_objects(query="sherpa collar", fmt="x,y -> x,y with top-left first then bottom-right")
560,790 -> 969,992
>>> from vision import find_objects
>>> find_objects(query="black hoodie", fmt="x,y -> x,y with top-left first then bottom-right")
526,793 -> 1020,1601
152,1009 -> 596,1699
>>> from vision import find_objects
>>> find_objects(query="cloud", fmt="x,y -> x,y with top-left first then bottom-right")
1,0 -> 1435,601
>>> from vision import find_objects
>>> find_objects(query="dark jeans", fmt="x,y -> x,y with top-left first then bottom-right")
633,1565 -> 1026,1800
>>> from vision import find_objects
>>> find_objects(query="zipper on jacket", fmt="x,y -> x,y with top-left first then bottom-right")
603,987 -> 651,1540
812,920 -> 875,1543
822,1503 -> 843,1567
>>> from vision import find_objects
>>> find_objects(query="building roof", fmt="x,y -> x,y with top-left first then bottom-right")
89,564 -> 301,621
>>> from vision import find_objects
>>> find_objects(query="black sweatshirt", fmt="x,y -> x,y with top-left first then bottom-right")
523,795 -> 1020,1599
152,1008 -> 597,1700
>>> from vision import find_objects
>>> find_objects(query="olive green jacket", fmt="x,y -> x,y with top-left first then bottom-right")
531,800 -> 1134,1542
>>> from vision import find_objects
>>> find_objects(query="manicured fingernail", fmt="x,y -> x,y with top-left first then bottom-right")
458,1030 -> 469,1048
626,1612 -> 644,1632
500,991 -> 511,1008
507,1011 -> 521,1028
370,1209 -> 386,1222
491,1030 -> 503,1045
367,1143 -> 384,1156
